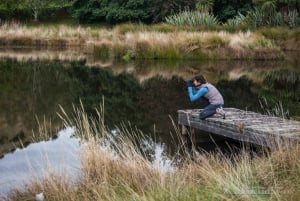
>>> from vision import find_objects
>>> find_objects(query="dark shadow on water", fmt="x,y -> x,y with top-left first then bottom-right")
0,58 -> 299,157
183,130 -> 259,155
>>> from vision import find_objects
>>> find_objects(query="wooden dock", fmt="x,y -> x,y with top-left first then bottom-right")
178,108 -> 300,146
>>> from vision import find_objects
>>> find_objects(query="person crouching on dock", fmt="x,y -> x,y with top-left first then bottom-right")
186,74 -> 225,120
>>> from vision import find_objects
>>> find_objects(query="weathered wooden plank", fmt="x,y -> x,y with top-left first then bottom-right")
178,108 -> 300,146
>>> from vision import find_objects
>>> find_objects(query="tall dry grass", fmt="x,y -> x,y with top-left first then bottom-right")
0,21 -> 111,47
0,21 -> 285,60
0,21 -> 112,40
99,30 -> 282,60
5,103 -> 300,201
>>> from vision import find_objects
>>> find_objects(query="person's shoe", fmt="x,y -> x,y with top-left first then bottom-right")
216,107 -> 226,119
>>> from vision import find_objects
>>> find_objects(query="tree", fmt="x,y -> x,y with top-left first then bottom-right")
0,0 -> 23,19
25,0 -> 72,21
72,0 -> 108,23
149,0 -> 195,22
71,0 -> 151,23
213,0 -> 253,22
195,0 -> 214,13
253,0 -> 299,12
26,0 -> 47,21
251,0 -> 299,27
105,0 -> 151,23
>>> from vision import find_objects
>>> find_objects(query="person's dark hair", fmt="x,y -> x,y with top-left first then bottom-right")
193,74 -> 207,84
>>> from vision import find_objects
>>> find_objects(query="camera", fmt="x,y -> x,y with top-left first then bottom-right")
184,79 -> 194,87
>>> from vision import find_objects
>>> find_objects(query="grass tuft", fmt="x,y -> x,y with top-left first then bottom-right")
5,103 -> 300,201
0,22 -> 291,59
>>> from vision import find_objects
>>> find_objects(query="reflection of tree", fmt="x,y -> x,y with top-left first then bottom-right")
138,75 -> 199,146
260,69 -> 300,116
0,59 -> 73,155
0,59 -> 149,156
0,58 -> 299,156
65,63 -> 145,128
217,76 -> 260,111
263,69 -> 299,94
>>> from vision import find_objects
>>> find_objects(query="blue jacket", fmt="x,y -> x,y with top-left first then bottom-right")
188,86 -> 208,102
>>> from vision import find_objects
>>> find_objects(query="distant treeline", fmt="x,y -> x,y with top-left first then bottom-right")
0,0 -> 299,26
0,0 -> 72,21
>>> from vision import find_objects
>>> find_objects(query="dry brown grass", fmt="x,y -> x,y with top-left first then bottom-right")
5,104 -> 300,201
0,22 -> 285,60
254,141 -> 300,200
0,22 -> 110,40
0,22 -> 111,47
122,31 -> 256,51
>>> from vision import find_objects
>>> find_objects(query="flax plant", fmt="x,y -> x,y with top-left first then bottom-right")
165,11 -> 219,27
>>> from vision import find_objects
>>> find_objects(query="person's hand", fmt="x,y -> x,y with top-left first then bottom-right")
185,79 -> 194,87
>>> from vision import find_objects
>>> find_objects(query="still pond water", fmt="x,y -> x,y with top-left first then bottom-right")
0,49 -> 299,196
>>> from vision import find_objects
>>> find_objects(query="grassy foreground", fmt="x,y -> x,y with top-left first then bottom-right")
5,105 -> 300,201
1,22 -> 299,60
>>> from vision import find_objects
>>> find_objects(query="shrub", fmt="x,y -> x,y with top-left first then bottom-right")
246,7 -> 299,29
258,27 -> 290,40
247,36 -> 278,50
246,8 -> 265,28
206,35 -> 229,48
225,12 -> 246,29
284,10 -> 299,28
165,11 -> 219,27
71,0 -> 151,24
258,27 -> 300,44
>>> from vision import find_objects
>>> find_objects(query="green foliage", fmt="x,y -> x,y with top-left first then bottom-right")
271,12 -> 285,26
284,10 -> 299,28
71,0 -> 195,24
247,36 -> 278,50
148,0 -> 195,23
122,49 -> 135,61
212,0 -> 253,22
253,0 -> 299,11
165,11 -> 219,27
214,0 -> 299,29
246,8 -> 265,28
71,0 -> 151,24
246,7 -> 299,28
0,0 -> 30,19
258,27 -> 290,40
247,0 -> 299,28
225,12 -> 246,29
254,0 -> 277,12
195,0 -> 214,13
0,0 -> 72,20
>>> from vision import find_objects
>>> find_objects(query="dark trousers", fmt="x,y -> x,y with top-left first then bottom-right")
200,97 -> 223,120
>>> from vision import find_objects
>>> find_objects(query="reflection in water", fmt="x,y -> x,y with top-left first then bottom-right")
0,48 -> 86,62
0,59 -> 75,156
0,54 -> 299,157
0,50 -> 299,197
1,48 -> 298,82
0,127 -> 81,197
0,126 -> 175,198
